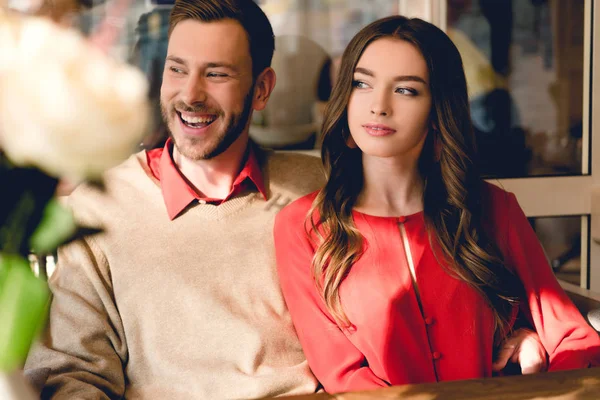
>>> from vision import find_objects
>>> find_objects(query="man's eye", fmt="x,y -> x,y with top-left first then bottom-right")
207,72 -> 228,78
169,67 -> 184,74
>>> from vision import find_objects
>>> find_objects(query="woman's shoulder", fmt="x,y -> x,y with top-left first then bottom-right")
481,181 -> 518,214
479,181 -> 528,247
277,190 -> 320,222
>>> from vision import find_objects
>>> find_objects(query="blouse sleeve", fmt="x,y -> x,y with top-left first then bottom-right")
274,205 -> 389,394
504,192 -> 600,370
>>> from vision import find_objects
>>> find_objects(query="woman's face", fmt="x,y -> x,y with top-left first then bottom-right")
347,38 -> 432,162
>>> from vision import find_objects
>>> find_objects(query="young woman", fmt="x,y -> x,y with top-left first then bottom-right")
274,16 -> 600,394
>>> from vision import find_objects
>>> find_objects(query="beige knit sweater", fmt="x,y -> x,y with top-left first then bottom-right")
25,150 -> 324,399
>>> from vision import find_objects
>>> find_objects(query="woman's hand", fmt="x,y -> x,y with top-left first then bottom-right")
492,328 -> 548,374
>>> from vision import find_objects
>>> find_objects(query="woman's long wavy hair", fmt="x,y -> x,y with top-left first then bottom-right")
309,16 -> 522,339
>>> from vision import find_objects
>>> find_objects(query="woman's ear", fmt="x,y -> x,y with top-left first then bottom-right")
346,136 -> 358,149
345,130 -> 358,148
252,67 -> 277,111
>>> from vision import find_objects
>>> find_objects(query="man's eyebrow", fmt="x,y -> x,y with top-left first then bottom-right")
166,56 -> 187,65
165,58 -> 240,73
205,62 -> 239,73
354,67 -> 427,84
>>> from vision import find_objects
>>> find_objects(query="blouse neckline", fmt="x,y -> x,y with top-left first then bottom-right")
351,209 -> 424,224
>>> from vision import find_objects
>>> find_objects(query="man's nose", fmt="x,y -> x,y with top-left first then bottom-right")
180,74 -> 208,106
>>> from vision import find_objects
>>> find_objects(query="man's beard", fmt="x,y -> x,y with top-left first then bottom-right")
161,86 -> 254,161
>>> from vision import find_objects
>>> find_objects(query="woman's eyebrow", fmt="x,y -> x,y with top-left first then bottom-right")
354,67 -> 427,84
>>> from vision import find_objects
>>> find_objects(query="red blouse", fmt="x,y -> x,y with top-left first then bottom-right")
274,183 -> 600,394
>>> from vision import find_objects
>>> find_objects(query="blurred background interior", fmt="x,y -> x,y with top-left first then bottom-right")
6,0 -> 595,291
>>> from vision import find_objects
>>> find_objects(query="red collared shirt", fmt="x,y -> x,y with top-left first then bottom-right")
146,138 -> 267,220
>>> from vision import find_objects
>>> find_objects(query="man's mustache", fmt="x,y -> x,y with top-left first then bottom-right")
174,101 -> 220,114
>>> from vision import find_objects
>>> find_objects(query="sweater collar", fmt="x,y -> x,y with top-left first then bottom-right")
146,138 -> 267,220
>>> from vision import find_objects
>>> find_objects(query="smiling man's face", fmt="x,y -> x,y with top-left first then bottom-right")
160,19 -> 255,160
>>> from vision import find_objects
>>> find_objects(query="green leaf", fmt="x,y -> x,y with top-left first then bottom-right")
29,199 -> 76,253
0,255 -> 49,371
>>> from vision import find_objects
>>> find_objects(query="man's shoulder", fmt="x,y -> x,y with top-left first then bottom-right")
267,150 -> 322,173
65,152 -> 155,221
104,151 -> 152,183
264,150 -> 325,196
70,152 -> 147,194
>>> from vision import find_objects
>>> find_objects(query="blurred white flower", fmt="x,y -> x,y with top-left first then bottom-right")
0,11 -> 149,181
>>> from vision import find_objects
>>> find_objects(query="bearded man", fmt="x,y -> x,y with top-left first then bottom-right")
25,1 -> 323,398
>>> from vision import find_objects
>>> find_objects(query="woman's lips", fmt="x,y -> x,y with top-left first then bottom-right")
362,123 -> 396,137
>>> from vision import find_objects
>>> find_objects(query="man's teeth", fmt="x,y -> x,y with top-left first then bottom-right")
181,115 -> 215,124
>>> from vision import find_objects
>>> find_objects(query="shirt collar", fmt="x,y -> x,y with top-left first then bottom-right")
146,138 -> 267,220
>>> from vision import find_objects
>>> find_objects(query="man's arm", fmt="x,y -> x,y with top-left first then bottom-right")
25,236 -> 127,399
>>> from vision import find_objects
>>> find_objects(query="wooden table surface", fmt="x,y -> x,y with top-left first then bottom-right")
277,368 -> 600,400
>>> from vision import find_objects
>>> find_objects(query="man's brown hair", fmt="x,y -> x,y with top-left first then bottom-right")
169,0 -> 275,78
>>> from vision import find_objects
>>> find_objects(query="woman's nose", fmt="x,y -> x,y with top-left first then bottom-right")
370,90 -> 390,116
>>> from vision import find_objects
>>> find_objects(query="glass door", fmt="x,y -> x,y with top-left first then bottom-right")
427,0 -> 599,291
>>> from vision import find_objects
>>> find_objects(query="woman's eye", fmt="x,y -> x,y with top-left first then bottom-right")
396,87 -> 417,95
352,80 -> 369,89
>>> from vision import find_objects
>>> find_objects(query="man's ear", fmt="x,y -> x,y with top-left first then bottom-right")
252,67 -> 276,111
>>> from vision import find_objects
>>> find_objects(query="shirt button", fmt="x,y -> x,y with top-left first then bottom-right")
425,317 -> 435,325
198,199 -> 207,205
432,351 -> 442,360
397,216 -> 407,223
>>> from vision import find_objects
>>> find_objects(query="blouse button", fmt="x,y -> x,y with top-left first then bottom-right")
432,351 -> 442,360
397,216 -> 407,223
425,317 -> 435,325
